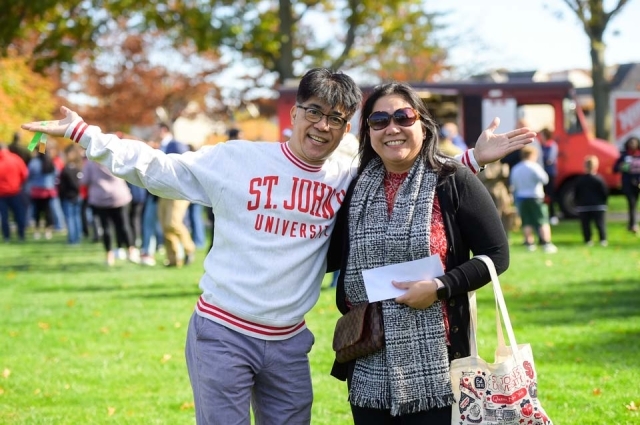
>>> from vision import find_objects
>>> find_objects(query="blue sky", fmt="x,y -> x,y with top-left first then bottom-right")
432,0 -> 640,72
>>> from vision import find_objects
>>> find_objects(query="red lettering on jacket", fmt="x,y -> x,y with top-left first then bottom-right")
253,214 -> 330,239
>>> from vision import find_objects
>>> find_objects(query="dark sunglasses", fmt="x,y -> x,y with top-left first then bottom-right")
367,108 -> 420,131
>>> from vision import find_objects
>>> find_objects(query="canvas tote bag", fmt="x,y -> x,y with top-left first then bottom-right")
450,255 -> 553,425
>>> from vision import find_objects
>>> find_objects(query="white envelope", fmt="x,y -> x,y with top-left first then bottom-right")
361,255 -> 445,302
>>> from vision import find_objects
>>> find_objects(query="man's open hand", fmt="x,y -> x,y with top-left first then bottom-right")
21,106 -> 81,138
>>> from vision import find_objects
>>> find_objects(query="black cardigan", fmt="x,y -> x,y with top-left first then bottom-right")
328,165 -> 510,381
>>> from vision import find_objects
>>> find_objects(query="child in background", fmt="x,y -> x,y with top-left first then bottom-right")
574,155 -> 609,246
510,145 -> 558,253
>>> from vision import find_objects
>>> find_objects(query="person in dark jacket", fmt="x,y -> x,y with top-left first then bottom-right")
127,181 -> 147,247
330,82 -> 509,424
27,150 -> 57,240
58,144 -> 84,244
575,155 -> 609,246
539,128 -> 559,224
8,132 -> 31,165
613,136 -> 640,234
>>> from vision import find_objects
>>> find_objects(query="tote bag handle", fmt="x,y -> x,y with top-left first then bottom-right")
468,255 -> 520,358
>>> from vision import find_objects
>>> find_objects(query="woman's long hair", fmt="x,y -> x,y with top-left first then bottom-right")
36,151 -> 55,174
357,82 -> 457,177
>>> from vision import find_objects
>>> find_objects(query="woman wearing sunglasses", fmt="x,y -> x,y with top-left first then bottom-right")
331,82 -> 509,424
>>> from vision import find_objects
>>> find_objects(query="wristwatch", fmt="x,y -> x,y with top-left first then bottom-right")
435,278 -> 447,300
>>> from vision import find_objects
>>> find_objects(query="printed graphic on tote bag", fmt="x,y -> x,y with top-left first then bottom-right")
454,362 -> 551,425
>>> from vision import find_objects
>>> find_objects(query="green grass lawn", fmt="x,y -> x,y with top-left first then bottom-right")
1,196 -> 639,424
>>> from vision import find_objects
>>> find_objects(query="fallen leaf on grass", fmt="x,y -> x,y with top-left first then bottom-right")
592,388 -> 602,395
161,354 -> 172,364
2,369 -> 10,379
100,327 -> 109,334
107,407 -> 116,416
66,299 -> 75,307
34,388 -> 41,395
626,401 -> 638,411
8,331 -> 18,337
180,402 -> 195,410
38,322 -> 50,330
174,322 -> 181,328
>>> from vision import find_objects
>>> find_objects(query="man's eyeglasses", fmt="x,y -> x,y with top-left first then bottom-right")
296,105 -> 348,129
367,108 -> 420,131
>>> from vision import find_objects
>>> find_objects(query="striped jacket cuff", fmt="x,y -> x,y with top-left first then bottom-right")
64,118 -> 89,144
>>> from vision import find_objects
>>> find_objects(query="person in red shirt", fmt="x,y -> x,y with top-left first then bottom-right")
0,142 -> 29,241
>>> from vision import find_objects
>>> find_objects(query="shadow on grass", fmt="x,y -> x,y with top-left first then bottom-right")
501,278 -> 640,325
528,328 -> 640,368
25,277 -> 196,293
0,262 -> 111,273
550,240 -> 640,249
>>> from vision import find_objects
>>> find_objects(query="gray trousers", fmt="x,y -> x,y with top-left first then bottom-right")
185,312 -> 315,425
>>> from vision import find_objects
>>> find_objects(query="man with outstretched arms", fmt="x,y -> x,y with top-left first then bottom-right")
22,68 -> 534,425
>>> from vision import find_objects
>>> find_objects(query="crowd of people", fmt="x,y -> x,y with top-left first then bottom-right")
483,129 -> 638,250
0,127 -> 206,268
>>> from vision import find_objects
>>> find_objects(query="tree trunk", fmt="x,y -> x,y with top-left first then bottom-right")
276,0 -> 295,84
590,37 -> 610,140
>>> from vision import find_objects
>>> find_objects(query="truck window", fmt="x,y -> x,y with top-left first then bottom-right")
517,104 -> 555,133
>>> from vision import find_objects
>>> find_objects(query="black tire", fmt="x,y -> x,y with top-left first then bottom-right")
558,178 -> 578,219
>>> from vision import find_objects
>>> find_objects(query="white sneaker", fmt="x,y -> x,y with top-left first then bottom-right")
543,243 -> 558,253
586,241 -> 594,247
128,248 -> 141,264
549,216 -> 559,225
106,251 -> 116,267
34,232 -> 41,240
117,248 -> 127,260
600,240 -> 608,247
526,244 -> 537,252
140,255 -> 156,266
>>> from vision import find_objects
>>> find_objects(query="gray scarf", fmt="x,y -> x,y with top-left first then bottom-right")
345,156 -> 454,416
